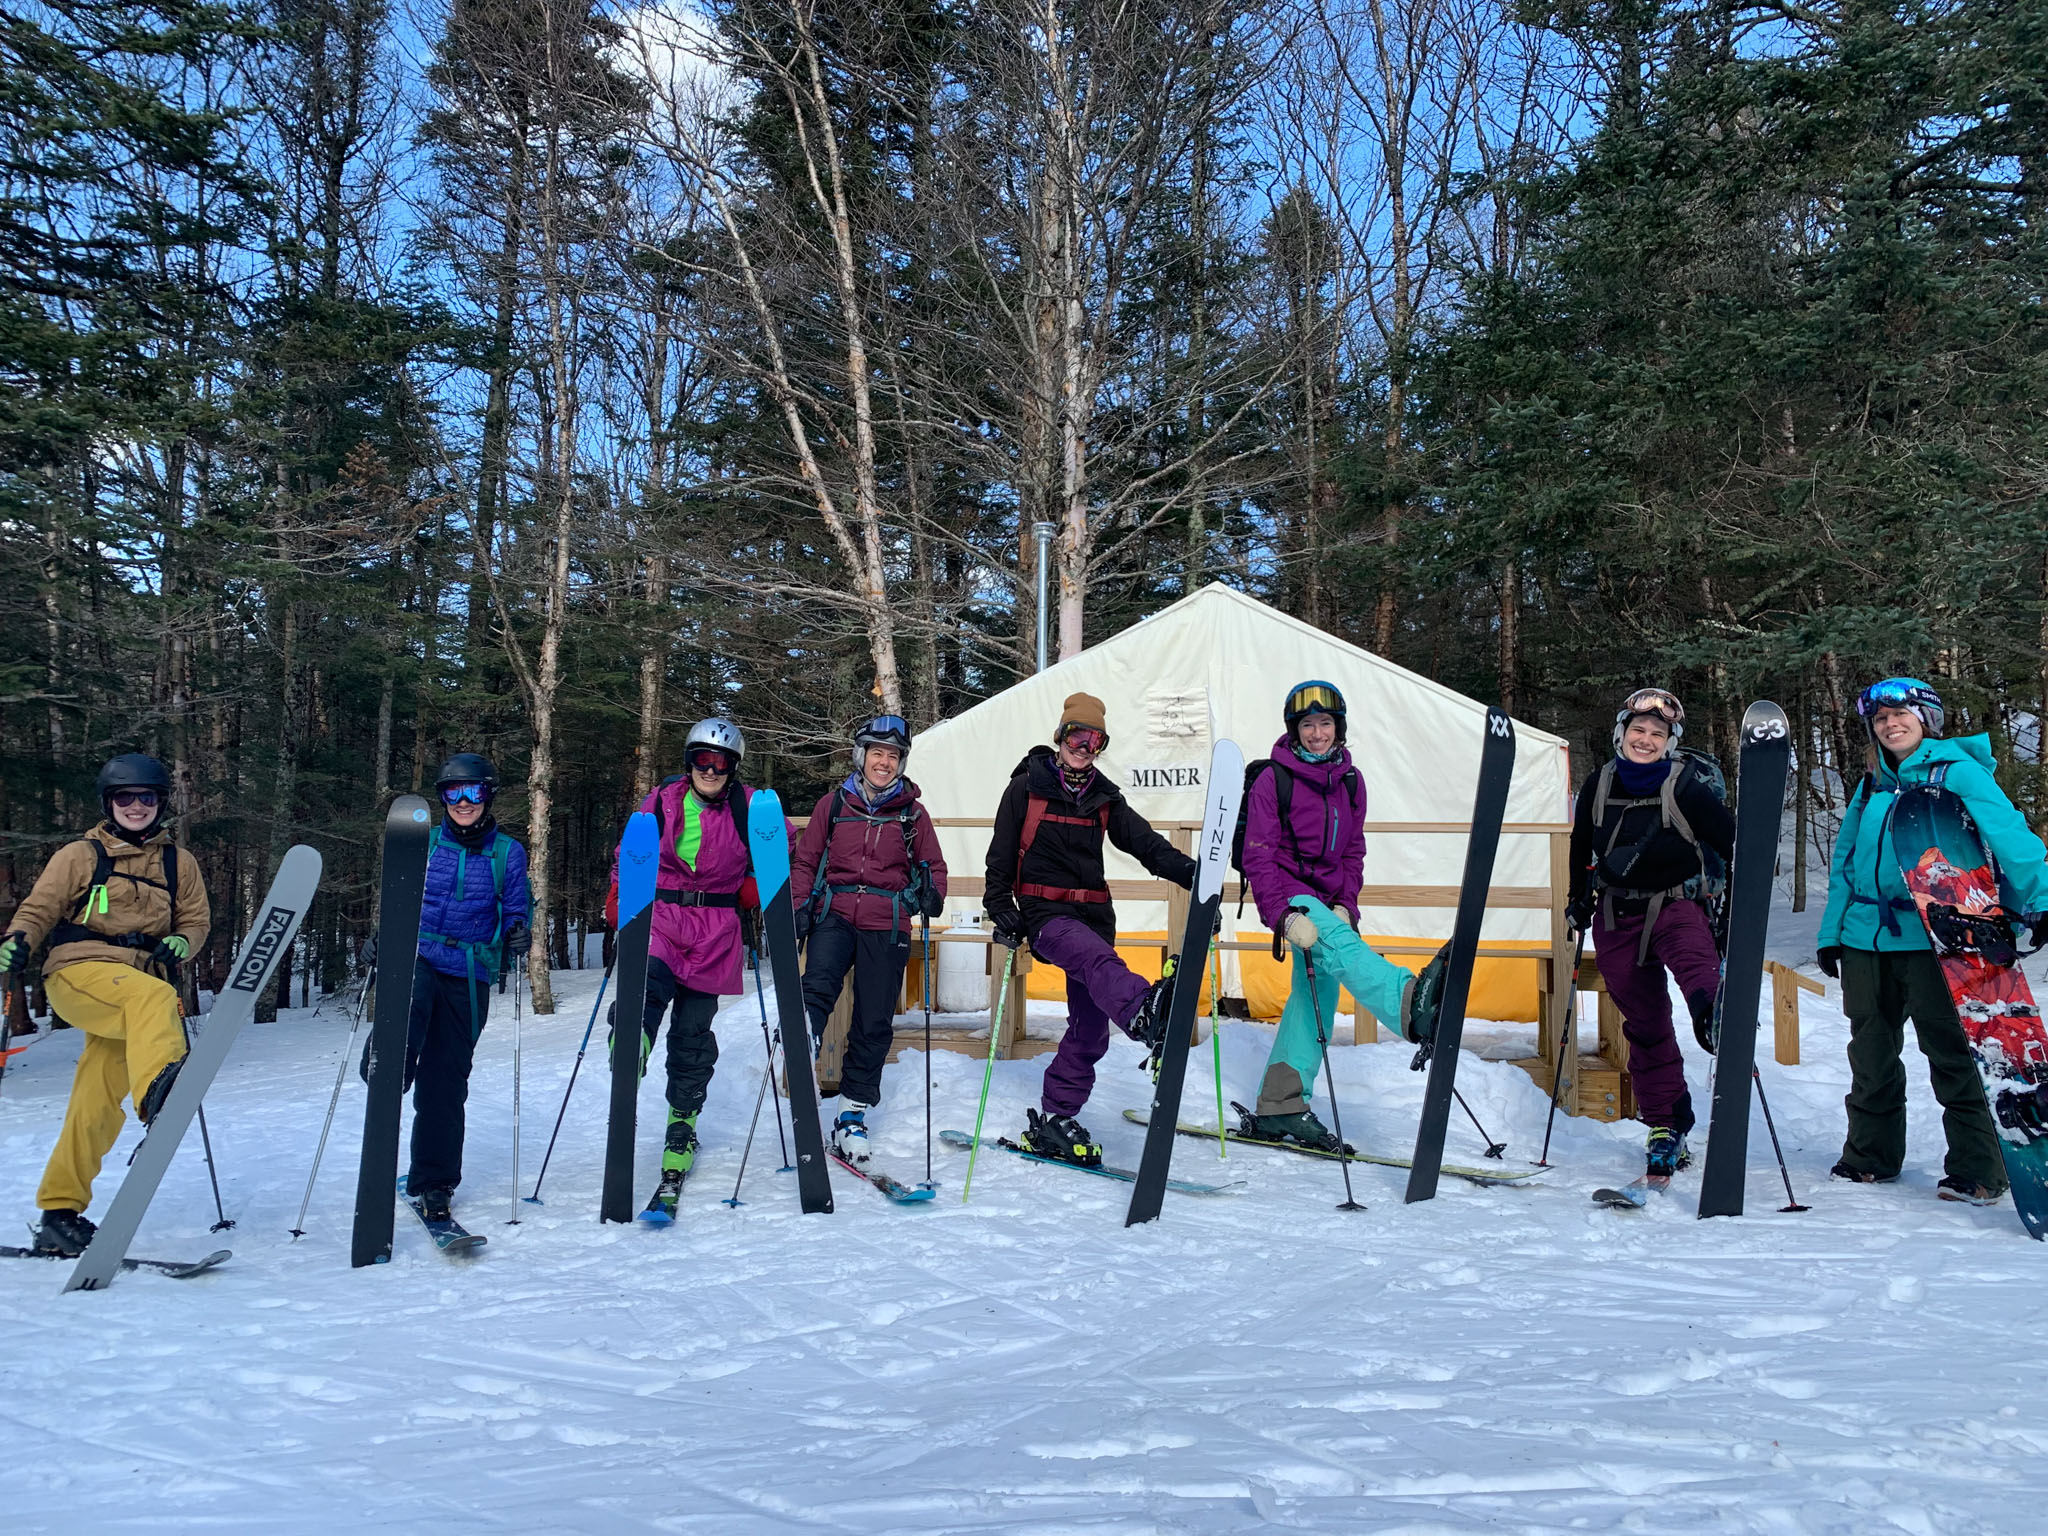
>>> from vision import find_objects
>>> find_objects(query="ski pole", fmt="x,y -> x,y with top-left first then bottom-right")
1299,935 -> 1363,1212
1209,941 -> 1227,1159
525,960 -> 612,1203
725,1044 -> 777,1208
1453,1087 -> 1506,1160
290,966 -> 375,1238
963,943 -> 1017,1203
1536,930 -> 1589,1167
175,1000 -> 235,1233
1752,1066 -> 1809,1213
920,913 -> 935,1190
508,961 -> 523,1225
753,947 -> 794,1173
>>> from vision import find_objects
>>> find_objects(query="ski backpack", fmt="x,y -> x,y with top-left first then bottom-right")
45,837 -> 181,957
803,786 -> 941,924
1014,793 -> 1112,904
1229,758 -> 1363,915
1590,747 -> 1728,952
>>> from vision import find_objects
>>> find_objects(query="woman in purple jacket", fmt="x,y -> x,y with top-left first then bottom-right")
1239,682 -> 1432,1150
791,716 -> 948,1166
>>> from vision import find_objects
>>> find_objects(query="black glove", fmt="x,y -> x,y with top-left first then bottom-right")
991,913 -> 1025,949
503,921 -> 531,958
794,905 -> 814,946
1817,945 -> 1842,980
1565,895 -> 1595,936
1690,993 -> 1716,1055
148,937 -> 188,977
363,932 -> 378,970
2028,914 -> 2048,954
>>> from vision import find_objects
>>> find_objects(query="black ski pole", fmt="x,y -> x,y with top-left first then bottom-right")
1752,1066 -> 1809,1213
175,1001 -> 234,1233
1536,931 -> 1588,1167
1453,1088 -> 1506,1160
724,1053 -> 777,1208
920,913 -> 935,1190
290,967 -> 375,1238
753,946 -> 794,1173
525,960 -> 613,1203
1296,925 -> 1363,1212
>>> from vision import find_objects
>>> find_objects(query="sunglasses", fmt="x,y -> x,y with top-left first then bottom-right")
1060,727 -> 1107,754
110,789 -> 161,809
441,783 -> 489,806
688,750 -> 733,775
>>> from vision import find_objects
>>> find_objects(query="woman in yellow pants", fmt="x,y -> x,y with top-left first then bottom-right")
1,754 -> 210,1255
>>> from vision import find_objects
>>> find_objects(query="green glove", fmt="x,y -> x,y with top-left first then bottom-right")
162,935 -> 191,961
0,931 -> 28,973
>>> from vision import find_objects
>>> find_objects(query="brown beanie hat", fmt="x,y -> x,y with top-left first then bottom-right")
1056,692 -> 1109,743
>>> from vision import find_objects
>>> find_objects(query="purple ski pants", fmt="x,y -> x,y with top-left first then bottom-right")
1029,916 -> 1152,1118
1592,897 -> 1722,1132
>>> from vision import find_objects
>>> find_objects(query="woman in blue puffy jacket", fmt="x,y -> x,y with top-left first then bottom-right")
1817,679 -> 2048,1204
402,753 -> 531,1224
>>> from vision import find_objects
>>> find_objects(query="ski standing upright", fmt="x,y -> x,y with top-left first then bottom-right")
1696,700 -> 1793,1219
747,790 -> 833,1214
1125,738 -> 1243,1226
1404,707 -> 1516,1203
66,845 -> 322,1290
601,812 -> 659,1224
350,798 -> 432,1268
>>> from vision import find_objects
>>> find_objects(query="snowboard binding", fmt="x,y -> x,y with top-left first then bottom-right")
1926,903 -> 2024,968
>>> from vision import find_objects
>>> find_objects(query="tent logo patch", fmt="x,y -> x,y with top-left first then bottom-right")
1128,765 -> 1205,789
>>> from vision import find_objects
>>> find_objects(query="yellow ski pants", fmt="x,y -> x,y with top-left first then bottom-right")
37,961 -> 187,1212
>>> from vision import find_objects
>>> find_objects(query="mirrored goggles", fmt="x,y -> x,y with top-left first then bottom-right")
110,789 -> 162,809
1059,726 -> 1107,754
441,783 -> 489,806
687,749 -> 734,775
1619,688 -> 1683,725
1856,677 -> 1938,720
1286,684 -> 1343,718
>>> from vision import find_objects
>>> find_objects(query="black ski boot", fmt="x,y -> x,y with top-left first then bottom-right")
32,1207 -> 97,1257
417,1186 -> 454,1224
1020,1108 -> 1103,1168
137,1058 -> 183,1125
1127,964 -> 1179,1067
1248,1107 -> 1348,1154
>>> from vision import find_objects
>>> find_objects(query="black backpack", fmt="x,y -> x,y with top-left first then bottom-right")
1230,758 -> 1363,915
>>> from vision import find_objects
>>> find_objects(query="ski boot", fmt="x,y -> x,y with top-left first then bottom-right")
31,1207 -> 96,1257
831,1105 -> 873,1167
1020,1108 -> 1103,1168
1127,965 -> 1179,1068
1645,1126 -> 1692,1178
1401,942 -> 1451,1052
1829,1160 -> 1897,1184
1936,1176 -> 2003,1206
1247,1107 -> 1348,1155
137,1058 -> 183,1126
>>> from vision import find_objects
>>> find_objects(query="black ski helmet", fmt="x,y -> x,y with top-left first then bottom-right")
97,753 -> 171,822
433,752 -> 499,796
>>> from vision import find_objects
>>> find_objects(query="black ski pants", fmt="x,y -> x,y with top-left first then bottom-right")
406,958 -> 491,1198
800,914 -> 909,1107
1838,947 -> 2005,1191
640,955 -> 720,1119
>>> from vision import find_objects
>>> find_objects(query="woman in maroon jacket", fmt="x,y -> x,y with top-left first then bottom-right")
791,716 -> 947,1165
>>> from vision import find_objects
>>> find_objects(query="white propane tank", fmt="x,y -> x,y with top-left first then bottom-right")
937,908 -> 988,1012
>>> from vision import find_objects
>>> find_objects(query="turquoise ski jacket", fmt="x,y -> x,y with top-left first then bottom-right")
1819,734 -> 2048,953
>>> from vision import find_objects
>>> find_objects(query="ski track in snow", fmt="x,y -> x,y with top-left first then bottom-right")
3,952 -> 2046,1534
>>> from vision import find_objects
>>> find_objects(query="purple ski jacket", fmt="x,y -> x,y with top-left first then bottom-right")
637,778 -> 793,996
1239,734 -> 1368,931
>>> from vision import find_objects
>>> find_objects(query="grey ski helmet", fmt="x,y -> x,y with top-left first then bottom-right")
684,717 -> 746,765
97,753 -> 172,823
853,714 -> 911,761
433,752 -> 499,794
1612,688 -> 1684,758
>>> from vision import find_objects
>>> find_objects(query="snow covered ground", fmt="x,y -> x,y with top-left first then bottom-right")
4,951 -> 2047,1534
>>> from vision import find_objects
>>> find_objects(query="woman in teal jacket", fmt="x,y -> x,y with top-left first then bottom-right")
1818,678 -> 2048,1203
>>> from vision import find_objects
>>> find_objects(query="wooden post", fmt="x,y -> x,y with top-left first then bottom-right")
1163,827 -> 1194,965
1768,960 -> 1821,1066
989,941 -> 1031,1058
1545,829 -> 1574,1075
1353,991 -> 1380,1043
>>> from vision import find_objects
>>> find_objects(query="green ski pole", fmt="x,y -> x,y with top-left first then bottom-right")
1209,941 -> 1227,1159
963,944 -> 1018,1203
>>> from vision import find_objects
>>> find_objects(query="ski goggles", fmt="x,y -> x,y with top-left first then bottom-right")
862,714 -> 909,741
1058,726 -> 1108,754
687,749 -> 735,775
1855,677 -> 1942,720
109,789 -> 161,809
440,783 -> 490,806
1618,688 -> 1684,726
1286,683 -> 1344,719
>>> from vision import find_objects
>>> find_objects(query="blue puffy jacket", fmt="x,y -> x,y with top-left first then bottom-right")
1818,734 -> 2048,952
417,823 -> 532,979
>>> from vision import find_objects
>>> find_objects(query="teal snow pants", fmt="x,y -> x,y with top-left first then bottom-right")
1256,896 -> 1415,1116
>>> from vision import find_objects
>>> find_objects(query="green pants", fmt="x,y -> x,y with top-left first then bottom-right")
1837,947 -> 2005,1192
1257,896 -> 1414,1116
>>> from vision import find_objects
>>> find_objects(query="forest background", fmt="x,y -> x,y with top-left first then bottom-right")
2,0 -> 2042,1015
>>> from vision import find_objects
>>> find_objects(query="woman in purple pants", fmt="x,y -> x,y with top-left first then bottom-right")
1567,689 -> 1735,1180
982,692 -> 1197,1165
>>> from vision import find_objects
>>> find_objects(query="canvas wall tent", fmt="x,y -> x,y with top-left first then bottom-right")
909,584 -> 1574,1022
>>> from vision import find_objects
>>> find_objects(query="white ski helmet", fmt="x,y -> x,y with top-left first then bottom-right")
1612,687 -> 1684,758
684,717 -> 746,765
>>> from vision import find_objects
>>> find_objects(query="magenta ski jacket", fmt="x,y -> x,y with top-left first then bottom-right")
639,778 -> 792,996
1239,734 -> 1369,931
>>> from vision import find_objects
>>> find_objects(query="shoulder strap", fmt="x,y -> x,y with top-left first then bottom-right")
1659,760 -> 1697,846
63,840 -> 116,927
1019,795 -> 1050,863
1928,762 -> 1949,789
733,783 -> 751,848
1591,761 -> 1616,825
